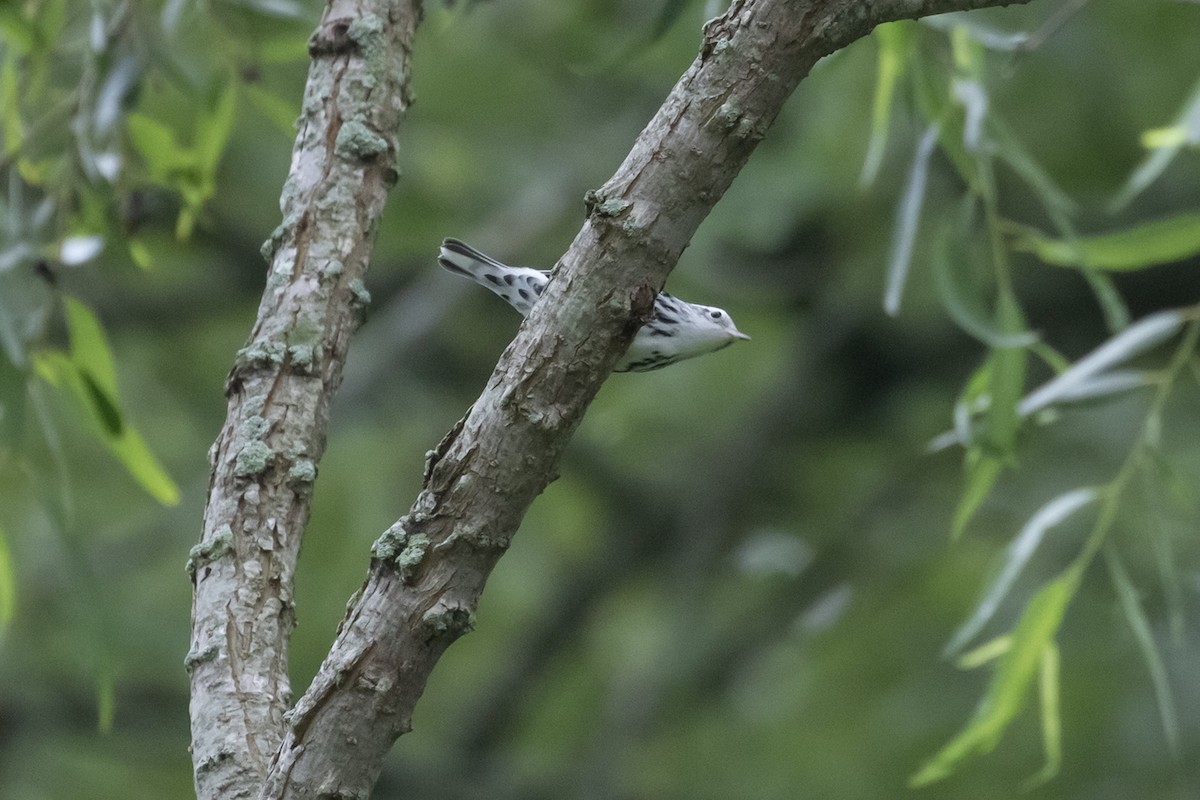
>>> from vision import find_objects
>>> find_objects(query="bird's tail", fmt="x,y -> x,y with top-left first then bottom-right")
438,238 -> 509,279
437,238 -> 548,316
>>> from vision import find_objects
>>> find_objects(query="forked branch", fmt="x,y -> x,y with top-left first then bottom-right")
189,1 -> 1034,799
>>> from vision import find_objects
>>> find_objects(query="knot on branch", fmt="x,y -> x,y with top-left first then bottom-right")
287,457 -> 318,490
583,187 -> 632,220
308,16 -> 355,55
183,644 -> 221,672
348,278 -> 372,329
421,600 -> 476,642
335,119 -> 390,162
630,283 -> 658,327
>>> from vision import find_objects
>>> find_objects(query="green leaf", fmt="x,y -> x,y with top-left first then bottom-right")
946,488 -> 1097,656
988,111 -> 1132,332
884,122 -> 940,316
911,570 -> 1079,787
1141,468 -> 1185,642
0,523 -> 14,632
952,449 -> 1002,538
989,115 -> 1077,231
108,423 -> 180,506
1019,309 -> 1186,417
1024,642 -> 1062,789
63,297 -> 118,399
933,202 -> 1039,348
33,338 -> 180,507
126,112 -> 196,181
39,0 -> 67,46
956,635 -> 1010,669
127,237 -> 153,270
33,349 -> 113,434
984,291 -> 1026,453
922,12 -> 1030,51
860,21 -> 916,187
1012,213 -> 1200,271
1030,341 -> 1072,375
950,24 -> 985,77
0,7 -> 38,54
1037,370 -> 1155,408
1079,269 -> 1132,334
1105,545 -> 1179,755
1111,75 -> 1200,211
93,55 -> 142,136
175,205 -> 197,240
196,80 -> 238,177
910,50 -> 978,188
31,348 -> 72,387
28,380 -> 74,528
79,371 -> 123,436
1140,126 -> 1191,149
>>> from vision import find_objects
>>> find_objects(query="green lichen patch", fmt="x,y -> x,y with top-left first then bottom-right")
371,522 -> 408,561
285,316 -> 322,373
287,343 -> 314,370
454,529 -> 511,553
183,643 -> 221,670
335,119 -> 388,161
596,197 -> 632,216
186,525 -> 234,576
241,415 -> 270,439
349,277 -> 372,306
234,439 -> 274,477
421,605 -> 476,639
261,221 -> 287,262
622,214 -> 649,236
371,522 -> 429,581
288,458 -> 318,485
346,14 -> 384,55
322,258 -> 344,279
235,340 -> 287,371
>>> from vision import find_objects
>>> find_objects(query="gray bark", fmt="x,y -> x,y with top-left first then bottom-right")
188,0 -> 1033,798
186,1 -> 419,798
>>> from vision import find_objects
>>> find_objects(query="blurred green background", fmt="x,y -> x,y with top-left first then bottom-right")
2,1 -> 1200,798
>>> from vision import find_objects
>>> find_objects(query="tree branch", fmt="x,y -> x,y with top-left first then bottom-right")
187,1 -> 421,798
256,0 -> 1032,797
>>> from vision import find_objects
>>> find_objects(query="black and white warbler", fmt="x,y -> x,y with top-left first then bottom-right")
438,239 -> 750,372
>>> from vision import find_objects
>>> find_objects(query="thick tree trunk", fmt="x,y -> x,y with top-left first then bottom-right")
188,1 -> 1032,798
186,1 -> 420,798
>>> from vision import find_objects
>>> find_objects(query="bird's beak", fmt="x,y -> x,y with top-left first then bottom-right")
732,330 -> 751,341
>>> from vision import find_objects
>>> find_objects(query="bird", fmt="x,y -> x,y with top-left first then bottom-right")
437,238 -> 750,372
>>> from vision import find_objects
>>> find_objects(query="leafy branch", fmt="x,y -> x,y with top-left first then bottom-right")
867,14 -> 1200,784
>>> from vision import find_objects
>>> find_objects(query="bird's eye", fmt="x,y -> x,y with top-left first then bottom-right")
709,310 -> 722,320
